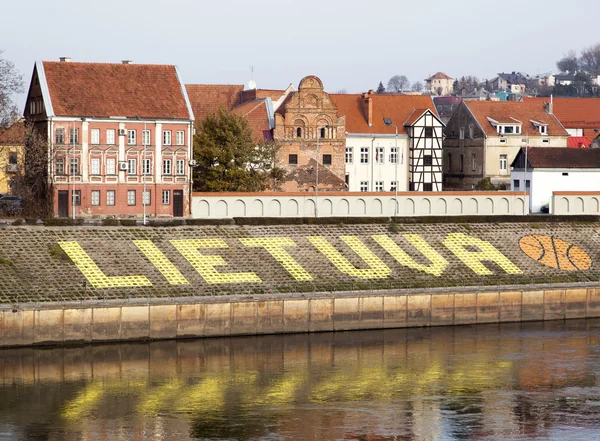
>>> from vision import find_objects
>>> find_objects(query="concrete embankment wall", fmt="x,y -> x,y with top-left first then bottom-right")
1,286 -> 599,347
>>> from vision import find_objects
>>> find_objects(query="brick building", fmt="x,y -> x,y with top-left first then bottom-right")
24,58 -> 194,218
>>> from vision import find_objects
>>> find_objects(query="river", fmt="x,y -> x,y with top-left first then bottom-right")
0,319 -> 599,440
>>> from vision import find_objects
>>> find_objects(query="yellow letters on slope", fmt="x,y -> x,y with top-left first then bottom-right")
170,239 -> 261,284
442,233 -> 523,275
133,240 -> 189,285
239,237 -> 313,281
308,236 -> 391,279
58,241 -> 152,288
372,234 -> 448,276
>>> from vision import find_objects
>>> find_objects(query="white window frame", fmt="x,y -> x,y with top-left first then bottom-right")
163,130 -> 172,146
143,158 -> 152,176
72,190 -> 81,206
162,190 -> 170,205
55,128 -> 65,144
106,158 -> 116,175
106,129 -> 115,145
163,158 -> 172,175
345,147 -> 353,164
142,129 -> 151,146
69,128 -> 79,145
176,131 -> 185,146
177,159 -> 185,175
127,130 -> 136,145
390,147 -> 398,164
91,190 -> 100,206
91,157 -> 100,175
127,190 -> 136,206
91,129 -> 100,145
375,147 -> 384,164
360,147 -> 369,164
390,181 -> 398,191
127,158 -> 137,175
142,190 -> 151,206
56,158 -> 65,175
499,154 -> 508,172
70,158 -> 79,175
360,181 -> 368,192
106,190 -> 115,206
375,181 -> 384,191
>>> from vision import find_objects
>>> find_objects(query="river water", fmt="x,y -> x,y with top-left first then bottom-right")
0,319 -> 599,441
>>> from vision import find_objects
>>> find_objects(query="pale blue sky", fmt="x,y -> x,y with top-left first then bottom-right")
2,0 -> 598,108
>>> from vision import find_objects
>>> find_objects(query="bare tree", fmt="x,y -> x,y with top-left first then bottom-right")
0,50 -> 24,129
387,75 -> 409,93
556,50 -> 579,73
411,81 -> 423,92
580,43 -> 600,75
454,76 -> 480,96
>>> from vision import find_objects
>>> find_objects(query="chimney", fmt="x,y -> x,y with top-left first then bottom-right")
59,57 -> 72,62
363,90 -> 374,127
548,95 -> 553,115
122,60 -> 133,65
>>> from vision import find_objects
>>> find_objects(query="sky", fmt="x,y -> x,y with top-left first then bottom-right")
1,0 -> 598,109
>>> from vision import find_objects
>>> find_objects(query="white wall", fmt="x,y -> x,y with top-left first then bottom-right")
552,192 -> 600,215
191,192 -> 528,218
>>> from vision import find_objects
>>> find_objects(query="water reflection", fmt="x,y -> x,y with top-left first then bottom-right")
0,320 -> 599,440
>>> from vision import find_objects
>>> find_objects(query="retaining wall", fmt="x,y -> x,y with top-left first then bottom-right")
552,191 -> 600,215
1,286 -> 599,347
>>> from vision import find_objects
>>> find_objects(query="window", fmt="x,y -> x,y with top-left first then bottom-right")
163,159 -> 172,175
91,190 -> 100,206
127,130 -> 136,145
540,126 -> 547,135
423,183 -> 433,191
562,172 -> 569,176
513,180 -> 520,191
425,127 -> 433,137
360,147 -> 369,164
55,128 -> 65,144
176,131 -> 185,145
106,190 -> 115,206
515,126 -> 520,134
525,180 -> 531,191
504,126 -> 514,134
469,125 -> 474,138
500,139 -> 507,144
72,190 -> 81,206
288,154 -> 298,165
322,154 -> 332,165
162,190 -> 170,205
375,181 -> 384,192
163,130 -> 172,145
296,127 -> 302,138
127,190 -> 136,206
472,154 -> 476,171
127,158 -> 137,175
499,154 -> 508,172
320,127 -> 326,138
91,129 -> 100,145
390,181 -> 398,191
91,158 -> 100,175
69,128 -> 79,144
56,158 -> 65,175
459,127 -> 465,140
143,158 -> 151,176
8,152 -> 17,165
423,155 -> 432,166
345,147 -> 353,164
448,153 -> 452,171
360,181 -> 368,192
106,158 -> 116,175
390,147 -> 398,164
542,139 -> 549,143
106,129 -> 115,145
70,158 -> 79,175
375,147 -> 384,164
459,154 -> 464,172
177,159 -> 185,175
142,130 -> 151,146
143,190 -> 151,206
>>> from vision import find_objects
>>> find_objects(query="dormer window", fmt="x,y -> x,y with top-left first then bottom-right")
530,120 -> 549,135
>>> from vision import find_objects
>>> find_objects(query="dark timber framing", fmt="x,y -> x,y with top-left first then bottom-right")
407,110 -> 444,191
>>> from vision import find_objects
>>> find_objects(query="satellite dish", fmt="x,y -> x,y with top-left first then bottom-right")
189,160 -> 198,167
247,80 -> 257,90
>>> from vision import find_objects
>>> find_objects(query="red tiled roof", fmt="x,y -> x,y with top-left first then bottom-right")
427,72 -> 453,80
524,147 -> 600,168
567,136 -> 592,148
525,97 -> 600,129
185,84 -> 243,123
0,120 -> 25,145
465,101 -> 568,136
241,89 -> 286,103
42,61 -> 191,119
231,100 -> 271,143
330,94 -> 438,135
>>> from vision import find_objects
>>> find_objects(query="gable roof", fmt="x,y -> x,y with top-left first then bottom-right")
40,61 -> 192,119
464,101 -> 568,136
330,94 -> 439,135
512,147 -> 600,169
498,72 -> 528,84
567,136 -> 593,149
525,97 -> 600,130
0,120 -> 25,145
231,99 -> 272,143
427,72 -> 452,80
185,84 -> 244,123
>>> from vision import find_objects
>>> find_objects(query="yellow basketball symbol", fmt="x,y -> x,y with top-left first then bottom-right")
519,235 -> 592,272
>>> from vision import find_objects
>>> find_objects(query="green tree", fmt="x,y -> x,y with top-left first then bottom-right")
193,109 -> 284,192
376,81 -> 386,94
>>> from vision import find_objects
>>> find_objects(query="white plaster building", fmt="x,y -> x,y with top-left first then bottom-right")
511,147 -> 600,212
425,72 -> 454,96
330,93 -> 444,192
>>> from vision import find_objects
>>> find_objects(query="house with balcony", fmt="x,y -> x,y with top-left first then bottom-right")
443,101 -> 569,189
24,58 -> 194,218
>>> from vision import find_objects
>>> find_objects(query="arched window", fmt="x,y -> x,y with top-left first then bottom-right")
296,127 -> 302,138
320,127 -> 326,138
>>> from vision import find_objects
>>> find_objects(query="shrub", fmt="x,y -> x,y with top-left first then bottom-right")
42,218 -> 84,226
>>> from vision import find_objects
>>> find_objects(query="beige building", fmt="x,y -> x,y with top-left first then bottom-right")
425,72 -> 454,96
0,120 -> 25,194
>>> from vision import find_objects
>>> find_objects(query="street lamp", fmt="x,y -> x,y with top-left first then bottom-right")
136,116 -> 147,225
315,124 -> 329,217
384,118 -> 399,217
